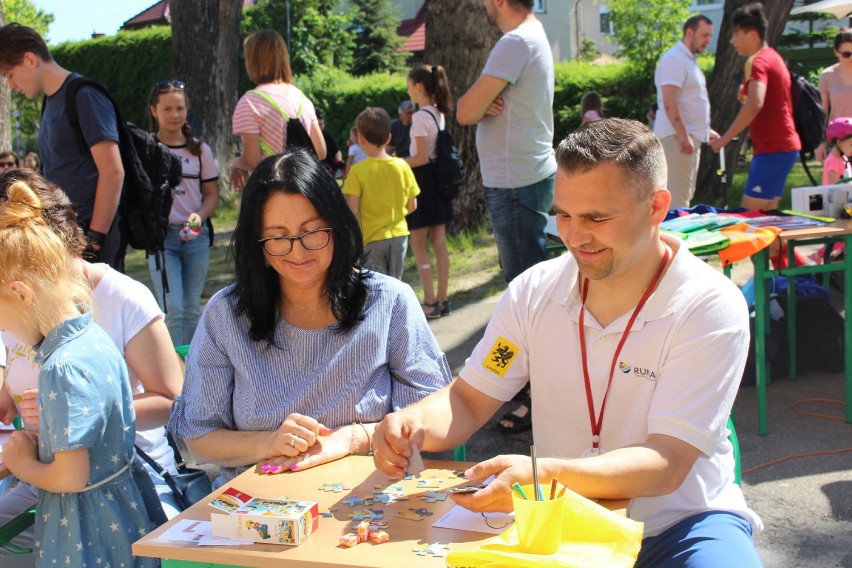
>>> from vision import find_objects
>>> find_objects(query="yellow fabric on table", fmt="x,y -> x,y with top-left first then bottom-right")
445,486 -> 643,568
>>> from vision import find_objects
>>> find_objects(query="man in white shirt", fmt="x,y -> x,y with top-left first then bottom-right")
373,118 -> 763,568
654,15 -> 718,209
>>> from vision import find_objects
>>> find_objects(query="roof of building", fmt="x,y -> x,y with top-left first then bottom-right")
122,0 -> 170,29
397,4 -> 425,53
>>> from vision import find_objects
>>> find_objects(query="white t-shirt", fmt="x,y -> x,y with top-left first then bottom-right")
459,238 -> 762,537
2,264 -> 176,473
162,141 -> 220,225
409,105 -> 444,161
348,143 -> 367,164
477,18 -> 557,189
654,41 -> 711,142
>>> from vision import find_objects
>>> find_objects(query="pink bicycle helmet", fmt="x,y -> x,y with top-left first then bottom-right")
826,117 -> 852,144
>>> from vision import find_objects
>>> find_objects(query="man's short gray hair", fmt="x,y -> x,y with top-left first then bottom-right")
555,118 -> 667,202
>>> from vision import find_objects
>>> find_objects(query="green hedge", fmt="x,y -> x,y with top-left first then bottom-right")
47,29 -> 712,152
51,27 -> 172,128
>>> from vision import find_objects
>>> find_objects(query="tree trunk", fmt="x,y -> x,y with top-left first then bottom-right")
694,0 -> 795,206
424,0 -> 499,231
0,3 -> 11,153
170,0 -> 243,182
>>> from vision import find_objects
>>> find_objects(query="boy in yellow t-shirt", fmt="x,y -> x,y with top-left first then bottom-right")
343,107 -> 419,279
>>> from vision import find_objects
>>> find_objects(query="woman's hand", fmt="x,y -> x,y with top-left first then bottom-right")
186,212 -> 203,227
263,413 -> 332,467
19,389 -> 39,431
229,160 -> 249,193
2,430 -> 39,474
816,143 -> 827,163
261,425 -> 354,474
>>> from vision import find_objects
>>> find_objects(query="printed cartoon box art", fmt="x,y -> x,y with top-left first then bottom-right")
209,487 -> 319,545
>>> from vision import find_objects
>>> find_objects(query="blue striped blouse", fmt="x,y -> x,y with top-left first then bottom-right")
168,272 -> 452,481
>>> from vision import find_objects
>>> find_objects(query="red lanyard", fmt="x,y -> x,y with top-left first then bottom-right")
578,246 -> 670,451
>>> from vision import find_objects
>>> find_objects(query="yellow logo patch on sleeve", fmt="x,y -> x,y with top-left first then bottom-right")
482,336 -> 520,377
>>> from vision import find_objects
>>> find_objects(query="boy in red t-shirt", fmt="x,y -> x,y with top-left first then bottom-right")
710,3 -> 801,210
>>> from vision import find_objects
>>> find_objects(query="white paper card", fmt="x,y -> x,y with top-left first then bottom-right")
433,505 -> 514,535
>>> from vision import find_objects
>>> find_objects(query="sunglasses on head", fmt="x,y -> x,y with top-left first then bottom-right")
154,80 -> 186,91
840,51 -> 852,59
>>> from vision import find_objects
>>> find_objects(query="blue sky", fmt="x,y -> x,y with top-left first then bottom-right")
32,0 -> 157,44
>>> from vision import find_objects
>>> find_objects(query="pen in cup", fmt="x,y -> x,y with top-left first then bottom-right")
531,445 -> 544,501
512,482 -> 529,500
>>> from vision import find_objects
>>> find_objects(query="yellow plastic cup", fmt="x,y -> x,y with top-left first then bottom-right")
512,483 -> 565,555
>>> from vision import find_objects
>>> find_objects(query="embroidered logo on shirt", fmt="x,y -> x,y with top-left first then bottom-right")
619,361 -> 658,381
483,337 -> 519,377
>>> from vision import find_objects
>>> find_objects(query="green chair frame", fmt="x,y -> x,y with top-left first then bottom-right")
728,416 -> 742,487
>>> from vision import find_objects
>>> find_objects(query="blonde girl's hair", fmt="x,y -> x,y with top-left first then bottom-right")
0,180 -> 91,335
407,64 -> 453,115
148,82 -> 202,157
244,29 -> 293,85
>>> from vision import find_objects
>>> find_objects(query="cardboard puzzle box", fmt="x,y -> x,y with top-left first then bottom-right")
209,487 -> 319,545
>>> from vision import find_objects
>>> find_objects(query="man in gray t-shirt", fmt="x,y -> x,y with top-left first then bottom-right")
458,0 -> 557,285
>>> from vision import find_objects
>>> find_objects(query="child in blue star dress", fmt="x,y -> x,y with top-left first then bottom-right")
0,180 -> 157,567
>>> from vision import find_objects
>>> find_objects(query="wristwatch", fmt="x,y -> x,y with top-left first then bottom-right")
87,228 -> 108,248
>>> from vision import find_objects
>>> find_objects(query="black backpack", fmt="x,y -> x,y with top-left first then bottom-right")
788,67 -> 827,184
248,89 -> 316,156
423,109 -> 466,201
61,77 -> 182,258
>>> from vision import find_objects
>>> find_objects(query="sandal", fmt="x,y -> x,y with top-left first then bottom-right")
495,405 -> 533,434
441,300 -> 452,316
422,301 -> 441,319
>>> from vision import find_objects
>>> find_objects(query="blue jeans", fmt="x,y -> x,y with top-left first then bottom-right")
148,225 -> 211,346
483,174 -> 555,282
635,511 -> 762,568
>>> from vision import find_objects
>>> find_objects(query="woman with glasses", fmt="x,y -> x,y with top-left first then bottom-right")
147,80 -> 220,347
817,28 -> 852,162
229,29 -> 326,192
169,149 -> 452,484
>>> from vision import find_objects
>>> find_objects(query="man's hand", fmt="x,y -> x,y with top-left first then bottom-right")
372,411 -> 427,479
450,455 -> 536,513
709,137 -> 726,153
679,134 -> 695,155
485,95 -> 504,117
816,143 -> 827,163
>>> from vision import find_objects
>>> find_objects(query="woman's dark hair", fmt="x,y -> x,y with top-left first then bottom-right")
148,82 -> 202,156
408,64 -> 453,115
834,28 -> 852,51
0,168 -> 85,257
230,148 -> 369,342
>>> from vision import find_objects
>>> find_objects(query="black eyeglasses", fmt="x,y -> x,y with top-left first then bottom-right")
258,227 -> 333,256
154,80 -> 186,91
840,51 -> 852,59
0,161 -> 16,168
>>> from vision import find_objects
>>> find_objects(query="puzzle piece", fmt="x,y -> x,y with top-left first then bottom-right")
416,478 -> 444,489
419,491 -> 448,503
373,493 -> 408,504
319,483 -> 350,493
373,484 -> 404,494
348,508 -> 384,521
397,507 -> 434,521
368,520 -> 389,530
320,508 -> 336,518
342,496 -> 366,507
413,542 -> 450,557
450,470 -> 466,479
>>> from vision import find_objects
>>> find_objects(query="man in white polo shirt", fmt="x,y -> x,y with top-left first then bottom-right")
373,119 -> 762,568
654,15 -> 717,209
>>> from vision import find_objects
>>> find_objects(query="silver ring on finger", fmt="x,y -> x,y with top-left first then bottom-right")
288,433 -> 299,447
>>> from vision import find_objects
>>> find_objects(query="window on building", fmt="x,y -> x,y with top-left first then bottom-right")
600,8 -> 614,36
693,0 -> 721,5
534,0 -> 546,12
